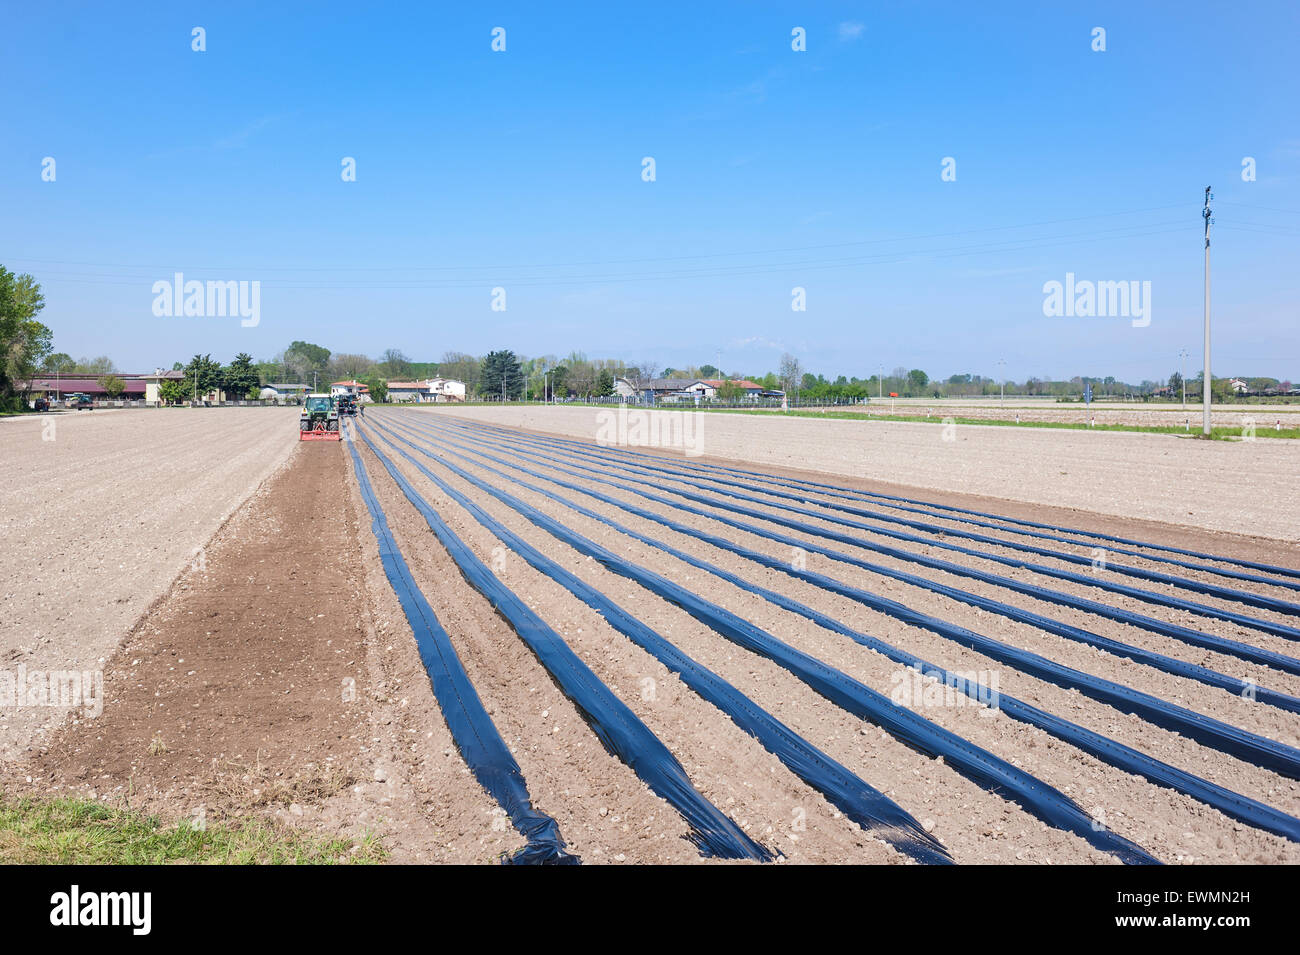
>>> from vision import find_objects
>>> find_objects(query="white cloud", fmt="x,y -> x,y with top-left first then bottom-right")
731,336 -> 789,351
838,21 -> 865,41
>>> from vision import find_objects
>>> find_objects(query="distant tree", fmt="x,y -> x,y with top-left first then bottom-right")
627,360 -> 661,399
182,354 -> 224,400
98,374 -> 126,398
360,373 -> 388,403
0,268 -> 51,410
255,357 -> 282,384
42,352 -> 75,375
698,363 -> 719,379
405,361 -> 440,379
328,352 -> 375,381
478,350 -> 524,400
440,351 -> 480,392
716,380 -> 745,402
158,377 -> 188,405
564,352 -> 596,397
378,348 -> 412,379
283,341 -> 331,386
594,368 -> 615,397
549,364 -> 569,398
75,355 -> 117,375
778,353 -> 803,395
906,369 -> 929,395
223,352 -> 260,395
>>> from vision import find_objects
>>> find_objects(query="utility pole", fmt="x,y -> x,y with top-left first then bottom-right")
1178,347 -> 1188,409
996,358 -> 1006,404
1202,186 -> 1213,436
878,365 -> 883,400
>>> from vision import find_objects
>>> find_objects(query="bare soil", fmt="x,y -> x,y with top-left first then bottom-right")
377,411 -> 1298,864
5,406 -> 1295,864
425,405 -> 1300,541
0,408 -> 299,759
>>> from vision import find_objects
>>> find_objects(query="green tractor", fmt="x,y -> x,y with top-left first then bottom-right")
299,393 -> 342,441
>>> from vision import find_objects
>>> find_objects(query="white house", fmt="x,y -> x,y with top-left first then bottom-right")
682,379 -> 765,400
386,378 -> 466,403
331,380 -> 372,401
427,377 -> 466,401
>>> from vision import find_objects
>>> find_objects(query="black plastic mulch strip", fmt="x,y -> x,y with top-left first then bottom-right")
353,425 -> 773,862
343,430 -> 576,865
373,416 -> 1160,865
363,423 -> 953,864
410,415 -> 1300,781
441,414 -> 1300,582
449,417 -> 1300,638
384,414 -> 1300,843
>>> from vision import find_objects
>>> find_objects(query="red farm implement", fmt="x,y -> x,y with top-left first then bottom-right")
299,422 -> 342,441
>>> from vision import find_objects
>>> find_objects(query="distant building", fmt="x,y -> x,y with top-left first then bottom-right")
261,383 -> 309,400
614,377 -> 695,403
330,380 -> 372,401
24,369 -> 186,404
386,381 -> 425,403
386,378 -> 466,403
428,377 -> 466,401
682,379 -> 764,400
140,370 -> 187,404
1228,378 -> 1250,395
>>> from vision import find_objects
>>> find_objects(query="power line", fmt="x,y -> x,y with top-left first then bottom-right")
15,222 -> 1190,291
1216,200 -> 1300,217
0,202 -> 1191,277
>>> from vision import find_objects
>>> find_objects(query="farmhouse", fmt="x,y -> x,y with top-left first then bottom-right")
682,378 -> 765,400
387,377 -> 467,403
614,377 -> 695,403
613,377 -> 768,403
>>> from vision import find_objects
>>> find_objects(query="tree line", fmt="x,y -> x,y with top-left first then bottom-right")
4,264 -> 1293,411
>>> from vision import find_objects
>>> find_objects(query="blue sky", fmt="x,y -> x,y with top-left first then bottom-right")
3,1 -> 1298,382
